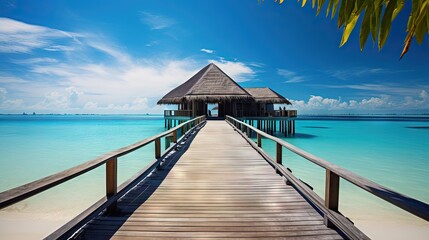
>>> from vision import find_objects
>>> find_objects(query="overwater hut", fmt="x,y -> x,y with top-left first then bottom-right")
158,63 -> 297,134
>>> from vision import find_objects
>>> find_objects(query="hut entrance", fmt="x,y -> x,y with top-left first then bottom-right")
207,103 -> 219,117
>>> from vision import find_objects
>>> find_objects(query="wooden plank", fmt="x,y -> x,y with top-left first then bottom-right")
0,116 -> 206,209
154,138 -> 161,159
105,157 -> 117,212
226,116 -> 429,223
74,121 -> 344,240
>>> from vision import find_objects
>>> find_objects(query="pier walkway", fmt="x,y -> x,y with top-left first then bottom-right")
2,116 -> 429,239
74,121 -> 343,239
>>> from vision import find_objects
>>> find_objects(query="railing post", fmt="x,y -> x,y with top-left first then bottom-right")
173,130 -> 177,143
106,157 -> 117,212
257,133 -> 262,147
276,143 -> 282,174
155,138 -> 161,159
324,169 -> 340,228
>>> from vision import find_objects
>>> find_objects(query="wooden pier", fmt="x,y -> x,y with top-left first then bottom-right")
74,121 -> 342,239
1,116 -> 429,239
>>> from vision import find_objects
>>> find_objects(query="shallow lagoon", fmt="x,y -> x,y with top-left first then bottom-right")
0,114 -> 428,239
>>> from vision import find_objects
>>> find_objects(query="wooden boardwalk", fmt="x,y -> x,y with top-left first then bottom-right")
75,121 -> 343,239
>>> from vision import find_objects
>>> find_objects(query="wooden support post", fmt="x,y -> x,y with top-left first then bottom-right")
106,157 -> 117,212
173,130 -> 177,143
155,138 -> 161,159
165,134 -> 173,149
257,133 -> 262,147
276,143 -> 282,165
246,126 -> 250,137
292,120 -> 295,135
324,169 -> 340,228
276,143 -> 282,174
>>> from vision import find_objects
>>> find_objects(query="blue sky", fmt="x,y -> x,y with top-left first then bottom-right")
0,0 -> 428,114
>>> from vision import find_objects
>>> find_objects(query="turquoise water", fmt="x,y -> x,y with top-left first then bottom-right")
253,116 -> 429,230
0,115 -> 429,238
0,115 -> 166,191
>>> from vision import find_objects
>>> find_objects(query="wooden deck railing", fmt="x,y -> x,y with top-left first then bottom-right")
0,115 -> 206,239
237,110 -> 297,117
164,109 -> 192,117
226,115 -> 429,240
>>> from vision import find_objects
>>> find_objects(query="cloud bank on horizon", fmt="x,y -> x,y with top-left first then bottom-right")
0,1 -> 428,114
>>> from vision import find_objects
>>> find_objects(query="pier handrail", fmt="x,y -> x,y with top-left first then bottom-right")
0,115 -> 205,210
164,109 -> 192,117
226,115 -> 429,238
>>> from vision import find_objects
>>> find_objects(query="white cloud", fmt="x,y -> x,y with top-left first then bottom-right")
140,12 -> 175,30
277,69 -> 306,83
86,41 -> 131,64
285,76 -> 305,83
419,90 -> 428,100
44,45 -> 75,51
0,88 -> 7,99
289,95 -> 393,113
321,83 -> 429,96
0,76 -> 29,84
145,41 -> 159,47
328,67 -> 413,80
200,48 -> 214,54
0,17 -> 80,53
1,99 -> 24,109
277,69 -> 295,78
288,93 -> 429,114
208,59 -> 255,82
13,57 -> 58,64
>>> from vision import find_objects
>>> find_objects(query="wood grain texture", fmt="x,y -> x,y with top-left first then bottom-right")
226,115 -> 429,223
0,116 -> 205,209
75,121 -> 343,239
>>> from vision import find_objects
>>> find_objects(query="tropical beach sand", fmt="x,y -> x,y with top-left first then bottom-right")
358,219 -> 429,240
0,212 -> 66,240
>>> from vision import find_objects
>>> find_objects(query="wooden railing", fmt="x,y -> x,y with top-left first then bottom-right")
164,110 -> 192,117
226,115 -> 429,240
237,110 -> 297,117
0,115 -> 206,239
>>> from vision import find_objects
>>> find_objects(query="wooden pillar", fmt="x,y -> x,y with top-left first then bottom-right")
276,143 -> 282,174
106,157 -> 117,212
324,169 -> 340,228
165,134 -> 173,149
276,143 -> 282,165
292,120 -> 295,135
285,121 -> 288,136
173,130 -> 177,143
257,133 -> 262,147
155,138 -> 161,159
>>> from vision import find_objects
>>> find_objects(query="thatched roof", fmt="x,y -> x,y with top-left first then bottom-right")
244,87 -> 292,104
158,63 -> 252,104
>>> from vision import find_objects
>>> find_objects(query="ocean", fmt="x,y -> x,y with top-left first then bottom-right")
0,114 -> 428,239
